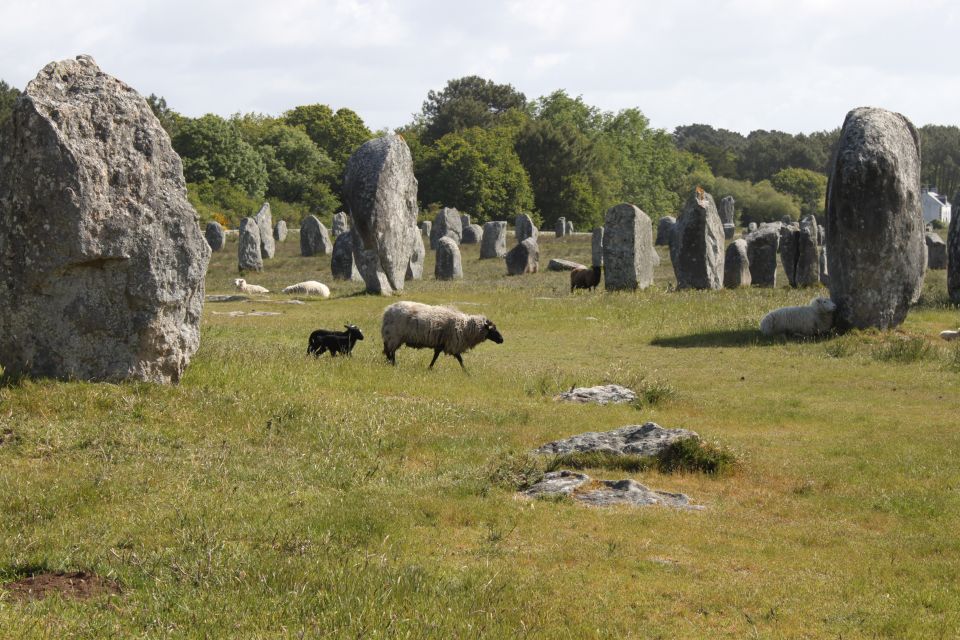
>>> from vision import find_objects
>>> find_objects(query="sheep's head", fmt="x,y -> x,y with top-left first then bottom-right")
812,297 -> 836,314
234,278 -> 246,289
345,324 -> 364,341
484,319 -> 504,344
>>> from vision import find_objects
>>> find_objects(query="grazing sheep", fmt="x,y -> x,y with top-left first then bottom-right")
307,324 -> 364,357
282,280 -> 331,297
759,297 -> 836,337
571,265 -> 602,293
940,329 -> 960,341
381,301 -> 504,368
234,278 -> 269,294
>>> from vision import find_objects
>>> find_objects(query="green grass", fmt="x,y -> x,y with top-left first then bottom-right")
2,230 -> 960,637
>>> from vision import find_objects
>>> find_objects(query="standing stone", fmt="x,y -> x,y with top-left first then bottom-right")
817,224 -> 825,246
602,203 -> 655,291
506,238 -> 539,275
406,230 -> 424,280
950,201 -> 960,302
779,217 -> 819,287
555,217 -> 567,238
719,196 -> 735,225
670,189 -> 724,290
781,215 -> 794,225
254,203 -> 275,259
273,220 -> 288,242
300,215 -> 332,256
723,223 -> 735,240
591,227 -> 604,267
460,213 -> 471,229
462,223 -> 482,244
926,232 -> 947,269
819,245 -> 830,286
238,218 -> 263,272
827,107 -> 925,330
515,214 -> 538,244
205,222 -> 225,251
332,212 -> 349,237
655,216 -> 675,246
331,230 -> 362,282
480,221 -> 507,259
435,236 -> 463,280
0,55 -> 210,383
430,207 -> 462,249
746,224 -> 780,287
723,239 -> 751,288
566,221 -> 574,235
344,134 -> 419,295
419,220 -> 432,238
747,222 -> 758,234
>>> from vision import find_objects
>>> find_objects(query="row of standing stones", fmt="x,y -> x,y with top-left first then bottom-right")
0,55 -> 951,383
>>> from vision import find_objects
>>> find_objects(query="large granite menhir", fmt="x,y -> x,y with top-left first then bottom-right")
343,134 -> 419,295
0,55 -> 210,383
826,107 -> 925,330
602,203 -> 654,291
670,188 -> 724,290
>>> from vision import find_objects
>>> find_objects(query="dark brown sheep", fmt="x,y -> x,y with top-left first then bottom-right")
571,265 -> 602,293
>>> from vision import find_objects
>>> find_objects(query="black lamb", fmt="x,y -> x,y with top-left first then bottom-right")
570,265 -> 602,293
307,324 -> 364,357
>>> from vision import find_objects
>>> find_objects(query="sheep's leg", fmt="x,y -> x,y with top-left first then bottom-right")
383,347 -> 396,365
453,354 -> 466,369
428,348 -> 442,368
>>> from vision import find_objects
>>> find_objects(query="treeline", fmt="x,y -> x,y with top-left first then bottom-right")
2,75 -> 960,228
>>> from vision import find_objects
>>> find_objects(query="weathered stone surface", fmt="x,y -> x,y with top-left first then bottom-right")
430,207 -> 462,249
461,223 -> 482,244
555,217 -> 567,237
480,221 -> 507,259
238,217 -> 263,272
515,213 -> 538,244
254,203 -> 275,259
926,232 -> 947,269
506,238 -> 539,275
344,134 -> 419,294
555,384 -> 636,405
300,215 -> 332,256
747,222 -> 758,233
819,245 -> 830,286
655,216 -> 675,246
781,215 -> 794,224
523,470 -> 702,510
723,223 -> 735,240
779,217 -> 819,287
0,55 -> 210,383
273,220 -> 287,242
827,107 -> 925,330
602,203 -> 655,291
332,212 -> 349,237
405,230 -> 424,280
723,239 -> 751,288
205,222 -> 225,251
746,224 -> 779,287
460,213 -> 471,229
419,220 -> 431,238
591,227 -> 604,266
331,230 -> 362,281
547,258 -> 586,271
535,422 -> 698,457
434,236 -> 462,280
566,221 -> 574,235
670,189 -> 724,290
719,195 -> 735,225
950,203 -> 960,302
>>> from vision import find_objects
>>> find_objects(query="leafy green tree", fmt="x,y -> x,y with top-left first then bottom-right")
737,130 -> 832,182
284,105 -> 373,168
770,168 -> 827,218
0,80 -> 21,128
172,114 -> 267,198
919,125 -> 960,199
146,94 -> 185,138
712,177 -> 800,223
418,76 -> 527,143
673,124 -> 746,178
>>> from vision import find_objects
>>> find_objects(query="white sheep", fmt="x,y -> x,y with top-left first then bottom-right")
940,329 -> 960,341
234,278 -> 269,294
381,301 -> 504,368
759,296 -> 836,337
282,281 -> 330,297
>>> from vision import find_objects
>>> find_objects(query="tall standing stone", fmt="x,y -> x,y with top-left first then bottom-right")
205,222 -> 225,251
300,215 -> 332,256
332,212 -> 350,237
506,238 -> 539,275
566,221 -> 574,235
480,221 -> 507,259
826,107 -> 925,330
723,239 -> 751,289
655,216 -> 675,246
670,189 -> 724,290
254,203 -> 275,259
406,230 -> 424,280
780,217 -> 819,287
515,214 -> 538,244
435,237 -> 463,280
331,230 -> 362,281
925,232 -> 946,269
556,217 -> 567,238
273,220 -> 288,242
950,200 -> 960,301
602,203 -> 655,291
0,56 -> 211,382
591,227 -> 604,267
238,217 -> 263,272
430,207 -> 462,249
746,224 -> 780,287
719,196 -> 735,225
462,223 -> 482,244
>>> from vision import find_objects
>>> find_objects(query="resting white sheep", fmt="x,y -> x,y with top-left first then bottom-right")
759,297 -> 836,337
381,301 -> 504,368
282,280 -> 330,297
234,278 -> 269,294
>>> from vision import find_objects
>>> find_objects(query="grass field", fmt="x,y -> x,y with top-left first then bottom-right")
1,228 -> 959,638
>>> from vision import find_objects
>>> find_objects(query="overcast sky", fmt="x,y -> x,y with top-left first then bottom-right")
1,0 -> 957,135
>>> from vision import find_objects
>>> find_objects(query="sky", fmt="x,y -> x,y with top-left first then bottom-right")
1,0 -> 958,135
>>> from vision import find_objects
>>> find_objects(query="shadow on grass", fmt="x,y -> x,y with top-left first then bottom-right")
650,329 -> 837,349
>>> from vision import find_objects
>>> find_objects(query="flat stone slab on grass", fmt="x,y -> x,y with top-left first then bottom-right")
523,470 -> 703,510
555,384 -> 637,405
534,422 -> 699,457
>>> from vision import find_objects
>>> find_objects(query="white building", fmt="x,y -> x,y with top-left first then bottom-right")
922,189 -> 951,225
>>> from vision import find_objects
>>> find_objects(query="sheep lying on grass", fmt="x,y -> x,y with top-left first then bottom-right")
307,325 -> 364,357
759,297 -> 836,337
234,278 -> 269,294
282,281 -> 330,297
381,301 -> 504,369
570,265 -> 602,293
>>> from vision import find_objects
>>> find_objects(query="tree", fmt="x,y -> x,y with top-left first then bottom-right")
0,80 -> 20,128
770,168 -> 827,218
172,114 -> 267,198
712,177 -> 800,223
737,130 -> 832,182
418,76 -> 527,143
146,94 -> 185,138
919,125 -> 960,200
673,124 -> 746,178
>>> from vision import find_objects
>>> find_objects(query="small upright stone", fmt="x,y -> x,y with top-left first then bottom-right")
430,207 -> 463,249
655,216 -> 675,246
723,239 -> 751,288
462,223 -> 482,244
435,236 -> 463,280
300,215 -> 332,256
332,212 -> 350,237
480,221 -> 507,259
723,223 -> 735,240
419,220 -> 432,238
273,220 -> 288,242
746,224 -> 780,287
555,217 -> 567,238
515,213 -> 538,244
205,222 -> 225,251
926,232 -> 947,269
747,222 -> 758,233
591,227 -> 604,266
406,230 -> 424,280
506,238 -> 539,275
670,188 -> 724,290
819,245 -> 829,286
331,230 -> 362,281
254,203 -> 275,259
719,196 -> 735,225
779,218 -> 819,287
602,203 -> 655,291
566,221 -> 574,235
238,217 -> 263,271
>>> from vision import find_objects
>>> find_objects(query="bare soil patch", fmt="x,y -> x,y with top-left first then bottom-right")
3,571 -> 121,602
